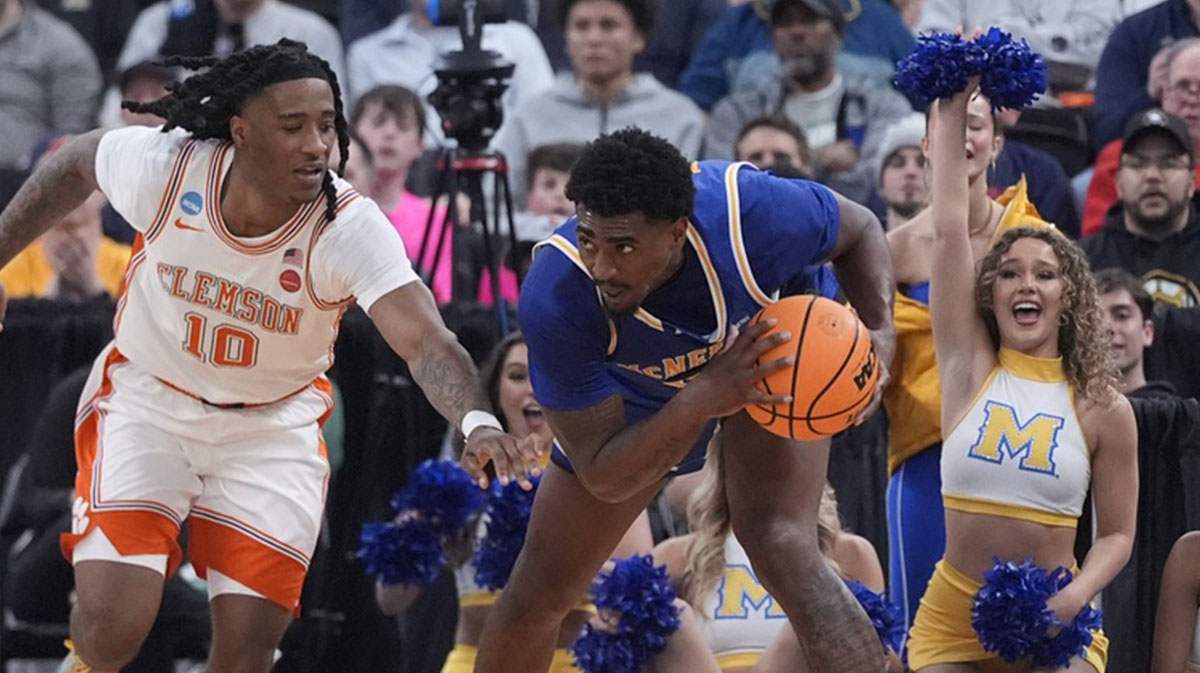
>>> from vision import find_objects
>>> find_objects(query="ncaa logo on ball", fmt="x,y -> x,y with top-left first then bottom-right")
180,191 -> 204,216
279,269 -> 302,293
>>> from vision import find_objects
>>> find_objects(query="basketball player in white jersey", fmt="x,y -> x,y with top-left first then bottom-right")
0,39 -> 538,673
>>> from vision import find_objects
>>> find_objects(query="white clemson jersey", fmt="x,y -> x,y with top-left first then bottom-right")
95,126 -> 419,405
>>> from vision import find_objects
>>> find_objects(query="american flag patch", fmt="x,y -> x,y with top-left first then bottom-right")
282,248 -> 303,268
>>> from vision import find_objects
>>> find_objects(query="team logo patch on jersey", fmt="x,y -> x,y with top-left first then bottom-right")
280,269 -> 302,293
1141,270 -> 1199,308
180,191 -> 204,216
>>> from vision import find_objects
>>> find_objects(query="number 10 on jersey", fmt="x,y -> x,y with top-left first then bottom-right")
183,312 -> 259,368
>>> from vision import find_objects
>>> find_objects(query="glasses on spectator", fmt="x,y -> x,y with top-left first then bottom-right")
1167,80 -> 1200,99
1120,154 -> 1194,173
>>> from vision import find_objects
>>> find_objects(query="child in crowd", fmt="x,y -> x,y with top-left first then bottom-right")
512,143 -> 583,243
351,84 -> 459,304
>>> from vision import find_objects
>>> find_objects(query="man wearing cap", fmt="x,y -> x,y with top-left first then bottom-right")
678,0 -> 914,110
701,0 -> 912,205
875,113 -> 928,230
1084,109 -> 1200,308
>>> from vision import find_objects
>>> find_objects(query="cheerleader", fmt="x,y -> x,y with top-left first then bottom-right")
906,75 -> 1138,672
651,436 -> 898,672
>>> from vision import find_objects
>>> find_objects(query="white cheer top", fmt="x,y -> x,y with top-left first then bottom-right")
700,534 -> 788,670
941,349 -> 1091,528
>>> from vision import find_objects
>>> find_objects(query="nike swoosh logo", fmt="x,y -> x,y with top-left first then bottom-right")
174,218 -> 203,232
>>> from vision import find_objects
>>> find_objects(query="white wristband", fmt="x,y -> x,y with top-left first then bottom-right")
461,410 -> 503,438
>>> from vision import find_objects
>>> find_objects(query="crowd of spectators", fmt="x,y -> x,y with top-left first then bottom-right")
4,0 -> 1200,671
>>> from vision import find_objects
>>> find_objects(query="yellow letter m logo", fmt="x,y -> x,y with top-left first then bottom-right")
714,565 -> 786,620
968,401 -> 1064,475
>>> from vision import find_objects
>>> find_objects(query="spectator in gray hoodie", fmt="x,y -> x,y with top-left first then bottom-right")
494,0 -> 704,205
702,0 -> 911,205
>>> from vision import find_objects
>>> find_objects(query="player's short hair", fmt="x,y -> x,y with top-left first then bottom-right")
1094,268 -> 1154,321
350,85 -> 427,140
526,142 -> 585,192
565,127 -> 694,222
124,39 -> 348,224
557,0 -> 656,36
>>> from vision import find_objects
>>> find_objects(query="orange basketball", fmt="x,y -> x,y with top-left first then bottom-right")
745,295 -> 879,440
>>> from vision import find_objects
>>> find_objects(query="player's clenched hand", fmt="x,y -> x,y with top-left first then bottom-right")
685,319 -> 794,419
461,427 -> 546,490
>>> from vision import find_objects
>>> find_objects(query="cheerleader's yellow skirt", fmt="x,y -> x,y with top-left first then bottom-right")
440,644 -> 580,673
908,560 -> 1107,673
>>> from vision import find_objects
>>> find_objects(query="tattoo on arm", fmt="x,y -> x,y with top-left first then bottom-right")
787,564 -> 886,673
411,334 -> 492,429
0,130 -> 103,268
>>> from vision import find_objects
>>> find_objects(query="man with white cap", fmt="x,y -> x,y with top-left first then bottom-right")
875,113 -> 928,230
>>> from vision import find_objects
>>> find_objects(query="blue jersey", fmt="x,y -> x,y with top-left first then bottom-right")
520,161 -> 842,474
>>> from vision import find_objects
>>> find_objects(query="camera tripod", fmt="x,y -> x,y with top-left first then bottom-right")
413,145 -> 520,337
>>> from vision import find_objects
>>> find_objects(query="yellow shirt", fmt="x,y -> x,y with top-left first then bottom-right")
0,238 -> 132,299
883,293 -> 942,474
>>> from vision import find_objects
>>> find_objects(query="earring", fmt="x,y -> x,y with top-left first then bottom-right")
1058,313 -> 1069,326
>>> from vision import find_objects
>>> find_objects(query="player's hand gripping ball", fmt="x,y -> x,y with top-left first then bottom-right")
745,295 -> 879,440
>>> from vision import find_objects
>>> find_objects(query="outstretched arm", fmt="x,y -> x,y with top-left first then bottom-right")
927,82 -> 995,428
0,130 -> 106,328
0,130 -> 103,267
368,283 -> 542,488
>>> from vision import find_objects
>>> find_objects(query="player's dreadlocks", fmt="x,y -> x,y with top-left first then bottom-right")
124,39 -> 349,224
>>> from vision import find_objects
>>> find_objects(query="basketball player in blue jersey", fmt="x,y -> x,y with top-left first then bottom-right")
470,128 -> 897,673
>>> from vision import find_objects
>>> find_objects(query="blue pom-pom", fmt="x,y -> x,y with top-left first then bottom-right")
894,32 -> 973,108
973,28 -> 1047,110
390,459 -> 486,537
972,559 -> 1059,662
570,555 -> 682,673
894,28 -> 1046,110
472,477 -> 539,590
972,559 -> 1102,665
571,626 -> 641,673
846,580 -> 905,653
358,460 -> 485,586
1031,590 -> 1104,667
357,519 -> 445,586
590,555 -> 681,639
